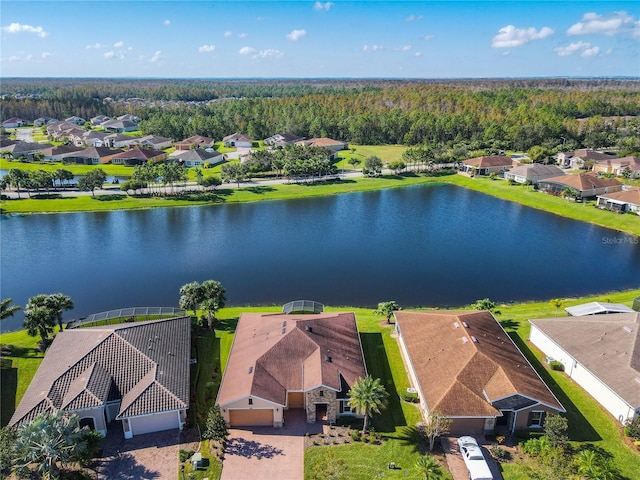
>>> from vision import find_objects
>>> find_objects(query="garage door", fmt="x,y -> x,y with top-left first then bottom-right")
229,409 -> 274,427
129,411 -> 178,436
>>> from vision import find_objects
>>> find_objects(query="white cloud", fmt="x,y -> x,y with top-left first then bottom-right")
9,55 -> 21,62
41,52 -> 52,58
568,11 -> 639,37
554,41 -> 602,57
423,35 -> 435,41
363,44 -> 383,52
314,2 -> 333,11
199,44 -> 216,53
255,49 -> 284,59
163,19 -> 171,26
239,46 -> 256,55
286,29 -> 307,41
406,15 -> 423,22
581,46 -> 600,57
150,50 -> 162,63
104,51 -> 115,59
238,33 -> 248,38
85,43 -> 104,49
401,45 -> 412,51
113,41 -> 124,48
2,22 -> 48,38
224,31 -> 232,37
492,25 -> 554,48
502,51 -> 511,56
415,52 -> 423,57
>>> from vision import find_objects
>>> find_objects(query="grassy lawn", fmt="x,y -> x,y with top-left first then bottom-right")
0,173 -> 447,214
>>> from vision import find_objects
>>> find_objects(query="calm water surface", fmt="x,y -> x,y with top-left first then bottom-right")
1,184 -> 639,331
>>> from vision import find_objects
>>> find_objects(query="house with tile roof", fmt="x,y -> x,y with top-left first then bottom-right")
264,133 -> 304,147
175,135 -> 216,151
139,134 -> 173,150
223,133 -> 253,148
537,172 -> 623,199
173,148 -> 224,167
216,311 -> 367,427
63,146 -> 124,165
9,317 -> 191,439
596,188 -> 640,215
503,164 -> 565,184
593,156 -> 640,178
459,156 -> 515,176
530,313 -> 640,424
41,144 -> 86,162
557,149 -> 617,170
109,147 -> 167,166
394,310 -> 564,435
2,117 -> 29,128
101,119 -> 139,133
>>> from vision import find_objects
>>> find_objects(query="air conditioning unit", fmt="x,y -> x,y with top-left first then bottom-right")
545,356 -> 555,364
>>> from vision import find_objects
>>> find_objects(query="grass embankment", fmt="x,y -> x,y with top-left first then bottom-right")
0,173 -> 446,214
444,175 -> 640,236
2,291 -> 639,479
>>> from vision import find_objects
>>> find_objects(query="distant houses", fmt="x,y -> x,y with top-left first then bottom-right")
596,188 -> 640,214
503,164 -> 564,184
537,172 -> 623,199
459,155 -> 515,176
223,133 -> 253,148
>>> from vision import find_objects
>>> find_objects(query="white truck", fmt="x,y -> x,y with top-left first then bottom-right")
457,436 -> 494,480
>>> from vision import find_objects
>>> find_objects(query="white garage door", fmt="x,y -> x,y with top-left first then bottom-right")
130,411 -> 178,436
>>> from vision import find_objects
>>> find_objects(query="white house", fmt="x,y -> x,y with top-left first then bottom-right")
529,313 -> 640,424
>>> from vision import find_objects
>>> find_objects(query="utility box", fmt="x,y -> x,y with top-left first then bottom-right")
191,452 -> 202,470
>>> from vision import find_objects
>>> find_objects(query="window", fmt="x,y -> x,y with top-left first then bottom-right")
319,390 -> 324,397
248,398 -> 253,405
529,411 -> 545,428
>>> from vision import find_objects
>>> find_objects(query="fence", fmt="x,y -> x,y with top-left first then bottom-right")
66,307 -> 186,329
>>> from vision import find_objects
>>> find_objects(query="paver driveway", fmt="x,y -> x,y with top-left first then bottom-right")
221,410 -> 321,480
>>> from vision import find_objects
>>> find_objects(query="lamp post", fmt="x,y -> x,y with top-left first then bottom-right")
180,464 -> 185,480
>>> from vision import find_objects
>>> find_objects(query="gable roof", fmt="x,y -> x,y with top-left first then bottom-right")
174,149 -> 222,162
573,149 -> 617,161
223,132 -> 252,143
462,155 -> 514,168
110,147 -> 164,161
175,135 -> 215,147
394,310 -> 563,417
565,302 -> 635,316
74,146 -> 124,159
530,313 -> 640,409
10,316 -> 190,427
541,172 -> 622,191
217,312 -> 366,407
295,137 -> 346,149
595,156 -> 640,171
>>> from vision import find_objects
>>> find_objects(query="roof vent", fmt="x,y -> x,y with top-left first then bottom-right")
461,337 -> 469,344
325,355 -> 332,363
305,325 -> 313,333
635,378 -> 640,384
453,322 -> 460,328
282,321 -> 287,327
462,322 -> 469,328
248,366 -> 253,374
282,328 -> 286,334
623,326 -> 633,333
471,336 -> 478,343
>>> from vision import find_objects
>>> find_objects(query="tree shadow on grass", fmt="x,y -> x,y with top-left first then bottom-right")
5,345 -> 43,358
507,332 -> 601,442
499,318 -> 520,330
245,186 -> 276,194
216,317 -> 238,332
360,332 -> 405,433
297,178 -> 357,187
93,194 -> 127,201
0,367 -> 17,426
31,193 -> 63,199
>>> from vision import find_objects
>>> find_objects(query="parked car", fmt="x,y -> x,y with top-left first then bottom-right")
457,436 -> 493,480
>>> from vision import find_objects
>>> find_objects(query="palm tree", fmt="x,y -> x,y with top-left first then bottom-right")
549,298 -> 564,317
347,375 -> 388,434
0,298 -> 21,320
200,280 -> 226,328
415,455 -> 443,480
179,281 -> 203,317
46,293 -> 74,330
24,304 -> 56,346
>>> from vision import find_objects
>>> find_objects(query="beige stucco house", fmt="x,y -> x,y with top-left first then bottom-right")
216,311 -> 366,428
394,310 -> 564,435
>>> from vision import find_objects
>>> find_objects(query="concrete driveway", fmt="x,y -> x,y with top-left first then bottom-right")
441,436 -> 504,480
221,410 -> 321,480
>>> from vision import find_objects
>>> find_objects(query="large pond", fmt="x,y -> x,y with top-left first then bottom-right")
1,184 -> 639,332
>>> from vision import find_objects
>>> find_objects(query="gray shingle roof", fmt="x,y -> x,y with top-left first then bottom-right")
10,316 -> 190,426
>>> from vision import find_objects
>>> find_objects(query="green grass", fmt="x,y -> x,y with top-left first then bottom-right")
0,159 -> 135,177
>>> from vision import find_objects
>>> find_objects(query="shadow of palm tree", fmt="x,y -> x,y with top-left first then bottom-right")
499,318 -> 520,330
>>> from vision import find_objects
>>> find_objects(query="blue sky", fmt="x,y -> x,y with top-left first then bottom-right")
1,1 -> 639,78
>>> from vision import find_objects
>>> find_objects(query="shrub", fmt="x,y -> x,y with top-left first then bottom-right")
490,443 -> 509,461
400,391 -> 419,403
0,358 -> 12,369
179,449 -> 195,463
350,430 -> 362,442
624,416 -> 640,440
549,360 -> 564,371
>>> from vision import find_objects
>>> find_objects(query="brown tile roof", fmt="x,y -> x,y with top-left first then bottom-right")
596,156 -> 640,171
217,312 -> 366,406
597,188 -> 640,206
394,311 -> 563,417
573,149 -> 617,161
9,317 -> 190,426
541,172 -> 622,191
74,146 -> 124,159
222,133 -> 252,143
110,147 -> 164,161
530,313 -> 640,409
295,137 -> 346,149
462,156 -> 514,168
